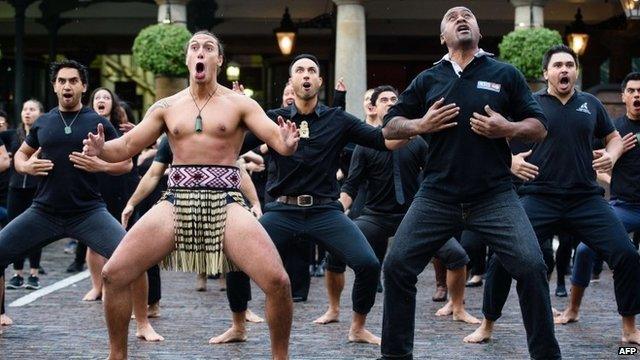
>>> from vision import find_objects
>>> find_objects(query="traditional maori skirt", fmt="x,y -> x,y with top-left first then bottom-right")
160,165 -> 246,276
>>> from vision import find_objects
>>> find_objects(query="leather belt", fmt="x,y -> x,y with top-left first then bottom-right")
276,195 -> 333,207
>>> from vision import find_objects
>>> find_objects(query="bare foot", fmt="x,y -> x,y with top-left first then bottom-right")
136,323 -> 164,342
622,329 -> 640,344
1,314 -> 13,326
148,302 -> 161,318
348,327 -> 381,345
313,309 -> 340,324
435,301 -> 453,316
245,309 -> 264,323
82,288 -> 102,301
209,326 -> 247,344
463,325 -> 492,343
552,307 -> 562,317
196,274 -> 207,292
554,308 -> 579,324
453,310 -> 481,324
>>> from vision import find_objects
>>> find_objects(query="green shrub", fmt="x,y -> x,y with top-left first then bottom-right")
132,24 -> 192,76
499,28 -> 563,80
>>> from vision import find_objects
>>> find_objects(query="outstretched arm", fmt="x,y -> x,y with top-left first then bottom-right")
241,97 -> 299,156
84,99 -> 169,162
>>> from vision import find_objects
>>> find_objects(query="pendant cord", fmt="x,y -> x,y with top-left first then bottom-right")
188,86 -> 216,118
58,109 -> 81,129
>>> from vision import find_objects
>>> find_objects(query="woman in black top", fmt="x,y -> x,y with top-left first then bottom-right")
5,99 -> 45,291
79,88 -> 136,301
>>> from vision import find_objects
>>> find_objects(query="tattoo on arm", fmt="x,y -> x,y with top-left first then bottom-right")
144,100 -> 170,118
383,117 -> 416,139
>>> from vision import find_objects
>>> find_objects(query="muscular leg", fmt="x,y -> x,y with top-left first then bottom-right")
100,202 -> 176,360
222,203 -> 291,360
83,249 -> 105,301
313,269 -> 344,324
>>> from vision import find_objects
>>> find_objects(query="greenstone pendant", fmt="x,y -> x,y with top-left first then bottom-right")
195,115 -> 203,133
64,126 -> 72,135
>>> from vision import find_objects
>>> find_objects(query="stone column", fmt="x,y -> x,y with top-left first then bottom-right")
510,0 -> 548,29
155,0 -> 188,25
334,0 -> 366,121
11,0 -> 28,123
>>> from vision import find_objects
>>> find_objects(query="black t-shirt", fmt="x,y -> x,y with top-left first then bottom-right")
610,115 -> 640,202
25,107 -> 118,213
0,135 -> 7,206
519,90 -> 615,196
384,55 -> 546,202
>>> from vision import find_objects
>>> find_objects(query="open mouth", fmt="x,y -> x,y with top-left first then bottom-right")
195,62 -> 205,79
302,82 -> 311,90
97,104 -> 105,111
63,93 -> 73,100
456,24 -> 470,33
559,76 -> 570,85
633,100 -> 640,108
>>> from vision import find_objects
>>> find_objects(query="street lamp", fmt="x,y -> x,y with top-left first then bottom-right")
619,0 -> 640,20
274,7 -> 297,56
566,8 -> 589,56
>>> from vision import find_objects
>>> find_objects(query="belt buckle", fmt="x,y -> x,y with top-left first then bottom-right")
297,195 -> 313,207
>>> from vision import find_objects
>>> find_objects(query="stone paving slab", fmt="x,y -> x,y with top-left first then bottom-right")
0,240 -> 633,359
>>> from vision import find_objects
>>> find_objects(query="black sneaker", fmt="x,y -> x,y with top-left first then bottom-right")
6,274 -> 24,289
25,275 -> 41,290
555,283 -> 567,297
66,260 -> 85,273
38,267 -> 46,275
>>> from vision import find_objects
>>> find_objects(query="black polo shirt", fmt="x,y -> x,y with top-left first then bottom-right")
25,107 -> 118,213
342,136 -> 428,214
610,115 -> 640,203
384,55 -> 546,202
519,90 -> 615,196
265,103 -> 387,199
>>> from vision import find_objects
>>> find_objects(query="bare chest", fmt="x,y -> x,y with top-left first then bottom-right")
164,101 -> 243,139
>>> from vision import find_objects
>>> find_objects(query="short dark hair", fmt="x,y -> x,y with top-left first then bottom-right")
370,85 -> 398,106
621,72 -> 640,92
289,54 -> 320,75
541,45 -> 578,71
50,59 -> 89,85
186,30 -> 225,57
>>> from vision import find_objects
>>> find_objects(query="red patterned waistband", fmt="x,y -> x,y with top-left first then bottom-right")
167,165 -> 241,190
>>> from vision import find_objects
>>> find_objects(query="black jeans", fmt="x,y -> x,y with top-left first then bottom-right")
483,193 -> 640,323
0,206 -> 124,271
260,201 -> 380,314
381,189 -> 559,360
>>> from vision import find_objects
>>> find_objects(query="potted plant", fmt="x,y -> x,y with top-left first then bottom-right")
499,28 -> 563,91
132,23 -> 192,100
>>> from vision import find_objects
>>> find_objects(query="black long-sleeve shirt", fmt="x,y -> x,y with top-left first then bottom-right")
342,136 -> 428,214
265,103 -> 387,199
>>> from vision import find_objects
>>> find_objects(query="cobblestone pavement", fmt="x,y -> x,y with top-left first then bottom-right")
0,240 -> 632,359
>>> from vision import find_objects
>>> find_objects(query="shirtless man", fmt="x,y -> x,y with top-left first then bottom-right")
83,31 -> 299,360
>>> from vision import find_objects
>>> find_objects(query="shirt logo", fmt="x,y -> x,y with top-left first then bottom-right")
576,102 -> 591,115
477,81 -> 501,93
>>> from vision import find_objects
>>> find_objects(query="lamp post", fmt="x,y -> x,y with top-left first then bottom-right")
274,7 -> 297,56
619,0 -> 640,20
565,8 -> 589,56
